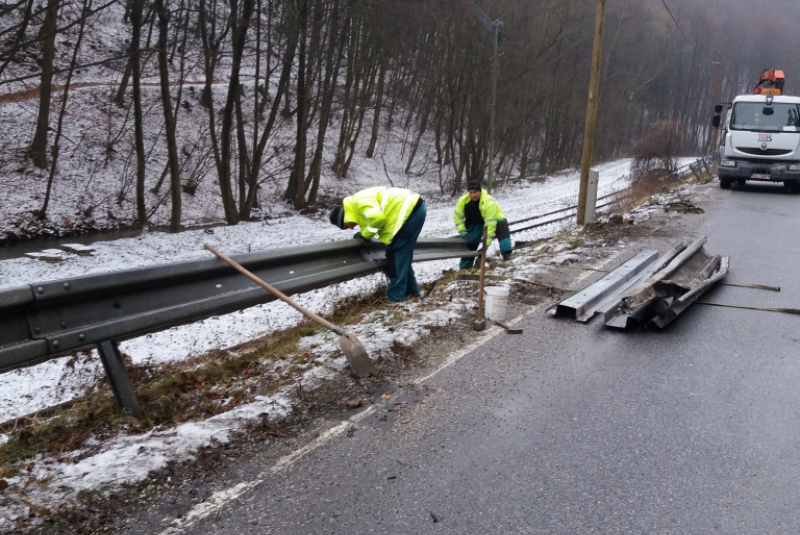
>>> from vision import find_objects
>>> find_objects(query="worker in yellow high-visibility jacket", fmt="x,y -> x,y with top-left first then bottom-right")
329,187 -> 426,302
453,180 -> 512,269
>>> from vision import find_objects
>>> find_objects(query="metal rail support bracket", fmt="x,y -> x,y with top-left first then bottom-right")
97,340 -> 144,419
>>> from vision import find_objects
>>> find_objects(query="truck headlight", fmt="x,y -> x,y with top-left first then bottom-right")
720,159 -> 736,167
789,164 -> 800,171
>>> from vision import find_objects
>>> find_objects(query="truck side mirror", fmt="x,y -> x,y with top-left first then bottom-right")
714,104 -> 723,113
712,115 -> 721,128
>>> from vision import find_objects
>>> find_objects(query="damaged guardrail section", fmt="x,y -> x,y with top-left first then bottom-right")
551,237 -> 729,329
0,237 -> 473,416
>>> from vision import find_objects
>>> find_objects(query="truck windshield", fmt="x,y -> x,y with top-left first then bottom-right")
730,102 -> 800,132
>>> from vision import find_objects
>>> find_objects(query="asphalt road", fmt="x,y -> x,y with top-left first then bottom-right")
129,180 -> 800,534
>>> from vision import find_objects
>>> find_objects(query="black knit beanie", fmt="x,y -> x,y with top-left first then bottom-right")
329,206 -> 345,229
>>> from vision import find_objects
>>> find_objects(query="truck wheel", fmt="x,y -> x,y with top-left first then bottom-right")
720,177 -> 732,189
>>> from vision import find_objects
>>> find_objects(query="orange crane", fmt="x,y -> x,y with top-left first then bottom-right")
753,69 -> 785,95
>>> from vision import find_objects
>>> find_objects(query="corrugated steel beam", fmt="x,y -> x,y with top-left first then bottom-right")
0,237 -> 474,374
548,250 -> 660,322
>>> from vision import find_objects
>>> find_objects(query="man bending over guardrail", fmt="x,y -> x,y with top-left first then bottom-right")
329,187 -> 426,303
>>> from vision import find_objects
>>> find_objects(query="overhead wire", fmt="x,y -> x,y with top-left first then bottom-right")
659,0 -> 687,40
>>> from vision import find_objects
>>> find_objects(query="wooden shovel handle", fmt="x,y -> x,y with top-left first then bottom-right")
476,226 -> 488,322
204,244 -> 343,335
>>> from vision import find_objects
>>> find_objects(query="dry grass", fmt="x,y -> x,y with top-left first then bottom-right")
612,172 -> 681,214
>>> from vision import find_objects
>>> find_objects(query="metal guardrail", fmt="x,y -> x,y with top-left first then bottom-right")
675,155 -> 714,180
506,157 -> 714,237
0,237 -> 473,417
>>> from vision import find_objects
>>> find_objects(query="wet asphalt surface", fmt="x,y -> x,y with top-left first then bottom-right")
120,180 -> 800,534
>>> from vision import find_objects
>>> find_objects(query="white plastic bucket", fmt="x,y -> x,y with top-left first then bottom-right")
484,286 -> 509,321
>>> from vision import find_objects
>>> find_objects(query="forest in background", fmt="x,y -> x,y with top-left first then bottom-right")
1,0 -> 800,232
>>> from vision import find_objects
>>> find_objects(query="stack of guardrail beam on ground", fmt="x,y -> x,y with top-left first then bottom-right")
550,237 -> 729,329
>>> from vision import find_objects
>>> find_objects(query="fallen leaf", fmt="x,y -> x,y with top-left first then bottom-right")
381,393 -> 391,400
348,399 -> 364,408
0,479 -> 8,491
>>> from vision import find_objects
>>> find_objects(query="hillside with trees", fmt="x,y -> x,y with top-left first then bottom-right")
1,0 -> 799,240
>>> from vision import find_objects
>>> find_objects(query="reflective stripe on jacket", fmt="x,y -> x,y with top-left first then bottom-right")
453,188 -> 505,245
343,187 -> 421,245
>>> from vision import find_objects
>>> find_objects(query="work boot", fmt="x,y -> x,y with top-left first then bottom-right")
502,251 -> 512,261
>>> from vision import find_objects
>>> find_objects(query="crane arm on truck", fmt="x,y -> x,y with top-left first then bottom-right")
754,69 -> 785,95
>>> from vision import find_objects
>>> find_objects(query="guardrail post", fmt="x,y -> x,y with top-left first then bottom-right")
583,169 -> 599,224
97,340 -> 144,419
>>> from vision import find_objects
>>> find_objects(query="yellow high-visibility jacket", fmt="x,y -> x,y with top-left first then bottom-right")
453,189 -> 505,245
343,187 -> 421,245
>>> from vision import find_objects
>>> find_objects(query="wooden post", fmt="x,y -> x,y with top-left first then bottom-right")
577,0 -> 606,225
473,226 -> 488,331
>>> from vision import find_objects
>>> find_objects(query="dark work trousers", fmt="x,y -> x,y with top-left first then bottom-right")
386,201 -> 427,302
459,219 -> 512,269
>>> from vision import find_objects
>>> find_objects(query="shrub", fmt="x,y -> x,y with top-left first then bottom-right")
630,120 -> 689,181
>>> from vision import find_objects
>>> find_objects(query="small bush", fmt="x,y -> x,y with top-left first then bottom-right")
630,120 -> 689,181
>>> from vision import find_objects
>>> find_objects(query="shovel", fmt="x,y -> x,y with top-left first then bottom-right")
473,226 -> 488,331
204,244 -> 375,378
492,318 -> 523,334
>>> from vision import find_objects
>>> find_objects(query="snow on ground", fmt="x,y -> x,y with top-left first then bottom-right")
0,158 -> 641,423
0,157 -> 704,529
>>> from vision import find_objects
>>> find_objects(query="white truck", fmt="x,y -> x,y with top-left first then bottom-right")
714,92 -> 800,192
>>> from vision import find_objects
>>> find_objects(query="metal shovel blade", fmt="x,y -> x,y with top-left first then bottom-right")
338,332 -> 374,378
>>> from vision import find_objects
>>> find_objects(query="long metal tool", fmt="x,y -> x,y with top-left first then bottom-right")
204,244 -> 374,378
720,282 -> 780,292
473,226 -> 488,331
696,302 -> 800,316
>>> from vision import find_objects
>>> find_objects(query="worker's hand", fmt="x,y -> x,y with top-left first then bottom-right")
354,231 -> 368,242
459,231 -> 467,239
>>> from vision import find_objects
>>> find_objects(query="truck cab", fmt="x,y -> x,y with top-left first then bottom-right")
714,94 -> 800,191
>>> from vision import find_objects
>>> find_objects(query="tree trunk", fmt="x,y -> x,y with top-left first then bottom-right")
39,0 -> 90,218
366,59 -> 387,158
154,0 -> 182,232
28,0 -> 59,169
285,0 -> 309,210
130,0 -> 148,228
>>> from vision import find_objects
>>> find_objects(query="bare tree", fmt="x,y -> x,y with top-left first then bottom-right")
154,0 -> 182,232
27,0 -> 59,169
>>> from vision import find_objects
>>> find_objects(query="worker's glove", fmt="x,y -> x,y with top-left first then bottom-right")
354,231 -> 369,242
459,231 -> 468,241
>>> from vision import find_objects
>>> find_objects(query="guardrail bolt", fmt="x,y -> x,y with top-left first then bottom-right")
78,333 -> 85,341
63,283 -> 70,290
60,321 -> 67,328
34,327 -> 40,334
52,340 -> 60,348
36,286 -> 44,294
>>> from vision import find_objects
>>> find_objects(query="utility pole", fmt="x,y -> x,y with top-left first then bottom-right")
711,52 -> 722,155
577,0 -> 606,225
472,4 -> 502,194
